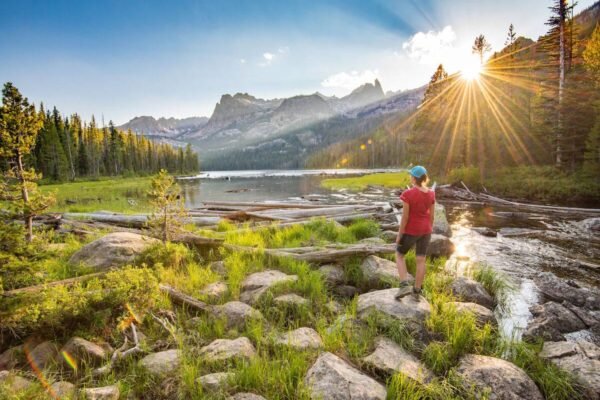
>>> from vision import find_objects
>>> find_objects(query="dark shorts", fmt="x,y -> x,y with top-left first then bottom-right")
396,234 -> 431,256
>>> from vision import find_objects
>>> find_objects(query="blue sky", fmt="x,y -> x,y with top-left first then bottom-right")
1,0 -> 596,124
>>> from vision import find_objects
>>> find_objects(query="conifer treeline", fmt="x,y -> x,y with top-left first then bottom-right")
29,105 -> 199,181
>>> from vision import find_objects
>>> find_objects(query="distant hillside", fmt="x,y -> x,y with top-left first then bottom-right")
118,116 -> 208,139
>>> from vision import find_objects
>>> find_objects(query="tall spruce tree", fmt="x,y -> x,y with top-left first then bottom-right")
0,83 -> 55,242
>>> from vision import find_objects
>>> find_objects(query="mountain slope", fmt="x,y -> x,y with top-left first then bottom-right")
118,116 -> 208,139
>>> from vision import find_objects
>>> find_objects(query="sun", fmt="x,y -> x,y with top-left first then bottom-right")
460,55 -> 482,81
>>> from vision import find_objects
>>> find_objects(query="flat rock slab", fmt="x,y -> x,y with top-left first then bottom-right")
427,234 -> 454,257
69,232 -> 159,270
0,345 -> 24,370
50,381 -> 76,398
535,272 -> 599,310
274,293 -> 308,306
139,349 -> 181,377
83,385 -> 120,400
456,354 -> 543,400
228,394 -> 267,400
28,341 -> 59,371
319,264 -> 345,286
60,337 -> 107,367
241,270 -> 298,292
539,341 -> 578,359
449,302 -> 496,325
361,337 -> 432,383
212,301 -> 263,330
380,231 -> 398,242
451,277 -> 494,309
200,337 -> 256,362
199,281 -> 228,300
0,370 -> 33,392
240,270 -> 298,305
305,352 -> 386,400
197,372 -> 235,392
357,288 -> 431,324
524,301 -> 587,341
360,256 -> 413,288
275,327 -> 323,350
540,340 -> 600,399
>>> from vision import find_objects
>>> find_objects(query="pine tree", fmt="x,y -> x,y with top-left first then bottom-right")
472,34 -> 492,64
146,169 -> 187,243
505,24 -> 517,47
0,83 -> 55,242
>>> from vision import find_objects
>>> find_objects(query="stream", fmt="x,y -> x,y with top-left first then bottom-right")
179,170 -> 600,341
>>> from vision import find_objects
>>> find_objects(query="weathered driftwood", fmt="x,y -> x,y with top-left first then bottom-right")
195,201 -> 341,210
224,243 -> 396,264
248,205 -> 375,220
477,193 -> 600,215
437,186 -> 600,216
159,283 -> 213,313
1,272 -> 106,297
93,323 -> 143,376
63,213 -> 221,228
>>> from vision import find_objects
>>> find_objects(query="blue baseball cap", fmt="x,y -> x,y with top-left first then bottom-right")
409,165 -> 427,178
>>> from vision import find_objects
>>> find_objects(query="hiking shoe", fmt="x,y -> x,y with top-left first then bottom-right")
395,281 -> 413,300
412,287 -> 422,300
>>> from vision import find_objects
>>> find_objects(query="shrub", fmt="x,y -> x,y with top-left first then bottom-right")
347,218 -> 380,240
138,242 -> 196,270
0,266 -> 159,337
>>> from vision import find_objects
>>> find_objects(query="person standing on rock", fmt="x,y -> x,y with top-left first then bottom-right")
395,165 -> 435,300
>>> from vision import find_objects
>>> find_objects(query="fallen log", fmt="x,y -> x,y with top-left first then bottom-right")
63,213 -> 221,228
1,272 -> 106,297
224,243 -> 396,264
159,283 -> 213,313
196,201 -> 341,210
477,193 -> 600,215
249,205 -> 375,220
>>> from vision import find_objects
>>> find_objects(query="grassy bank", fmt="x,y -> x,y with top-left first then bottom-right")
40,176 -> 153,214
320,167 -> 599,206
447,166 -> 600,205
321,172 -> 411,191
0,218 -> 581,399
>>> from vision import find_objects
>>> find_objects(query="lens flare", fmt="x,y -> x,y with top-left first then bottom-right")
24,341 -> 57,399
61,351 -> 78,372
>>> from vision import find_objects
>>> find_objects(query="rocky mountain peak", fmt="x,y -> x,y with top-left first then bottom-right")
340,79 -> 385,109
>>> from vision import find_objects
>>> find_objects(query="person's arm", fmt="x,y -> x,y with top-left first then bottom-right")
397,201 -> 410,244
429,203 -> 435,226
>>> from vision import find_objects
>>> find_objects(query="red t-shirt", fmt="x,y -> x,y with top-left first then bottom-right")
400,187 -> 435,235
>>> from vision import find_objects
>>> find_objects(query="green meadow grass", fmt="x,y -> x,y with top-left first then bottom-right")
40,176 -> 153,213
321,172 -> 411,191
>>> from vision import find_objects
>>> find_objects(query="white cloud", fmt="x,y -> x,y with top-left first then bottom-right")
278,46 -> 290,54
259,52 -> 275,67
402,25 -> 456,65
240,58 -> 246,64
321,69 -> 379,90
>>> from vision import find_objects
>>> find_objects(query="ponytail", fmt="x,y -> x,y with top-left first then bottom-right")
414,174 -> 429,187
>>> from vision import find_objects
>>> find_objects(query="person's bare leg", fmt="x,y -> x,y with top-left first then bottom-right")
396,252 -> 408,281
414,255 -> 427,291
